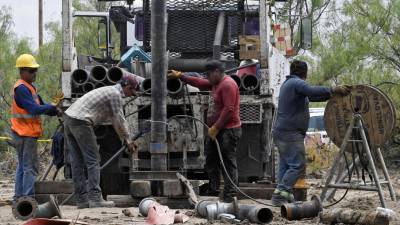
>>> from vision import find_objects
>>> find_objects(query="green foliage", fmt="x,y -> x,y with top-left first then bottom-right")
306,0 -> 400,127
0,6 -> 33,139
72,0 -> 120,59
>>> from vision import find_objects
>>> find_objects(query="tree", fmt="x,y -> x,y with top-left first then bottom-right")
305,0 -> 400,122
276,0 -> 335,53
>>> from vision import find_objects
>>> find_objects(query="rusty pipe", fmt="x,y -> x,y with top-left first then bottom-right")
320,208 -> 390,225
281,195 -> 322,220
90,65 -> 108,82
241,74 -> 260,91
71,69 -> 89,85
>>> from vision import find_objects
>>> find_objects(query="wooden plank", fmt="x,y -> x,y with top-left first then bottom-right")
35,181 -> 74,194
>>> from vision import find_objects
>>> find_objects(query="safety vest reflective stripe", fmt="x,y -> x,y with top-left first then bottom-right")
12,114 -> 40,119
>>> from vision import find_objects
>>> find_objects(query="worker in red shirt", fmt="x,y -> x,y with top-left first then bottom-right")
168,60 -> 241,202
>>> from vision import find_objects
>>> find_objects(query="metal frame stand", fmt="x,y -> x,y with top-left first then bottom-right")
320,114 -> 396,208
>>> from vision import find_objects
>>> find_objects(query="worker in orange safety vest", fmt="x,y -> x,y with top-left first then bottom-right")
11,54 -> 60,202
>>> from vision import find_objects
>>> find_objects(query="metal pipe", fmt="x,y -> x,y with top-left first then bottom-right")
90,65 -> 108,82
328,183 -> 378,191
82,82 -> 95,93
108,66 -> 145,84
241,74 -> 260,91
195,200 -> 273,224
225,62 -> 259,74
376,147 -> 397,201
107,66 -> 124,84
168,59 -> 209,72
230,75 -> 242,89
167,78 -> 184,97
150,0 -> 168,172
237,204 -> 273,224
138,197 -> 157,217
71,69 -> 89,85
12,195 -> 62,221
213,12 -> 225,59
281,195 -> 322,220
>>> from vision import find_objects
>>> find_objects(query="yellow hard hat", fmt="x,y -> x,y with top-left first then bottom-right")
15,54 -> 40,68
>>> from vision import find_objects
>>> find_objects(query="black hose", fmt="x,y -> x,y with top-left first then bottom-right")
323,151 -> 353,208
168,115 -> 274,207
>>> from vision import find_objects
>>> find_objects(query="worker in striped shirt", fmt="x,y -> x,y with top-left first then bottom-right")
64,75 -> 139,208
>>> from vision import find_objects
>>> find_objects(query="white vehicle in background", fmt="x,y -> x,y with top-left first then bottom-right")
306,108 -> 330,146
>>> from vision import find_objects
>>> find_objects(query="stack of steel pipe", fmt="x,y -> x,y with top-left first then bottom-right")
236,61 -> 260,92
71,66 -> 107,94
71,66 -> 147,94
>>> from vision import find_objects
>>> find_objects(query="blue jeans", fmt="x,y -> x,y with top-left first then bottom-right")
12,132 -> 38,201
64,115 -> 102,203
274,138 -> 305,192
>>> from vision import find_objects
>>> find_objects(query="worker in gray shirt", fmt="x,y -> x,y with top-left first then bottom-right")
64,75 -> 139,208
271,60 -> 350,206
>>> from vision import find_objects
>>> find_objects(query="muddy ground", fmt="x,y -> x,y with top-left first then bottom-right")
1,174 -> 400,225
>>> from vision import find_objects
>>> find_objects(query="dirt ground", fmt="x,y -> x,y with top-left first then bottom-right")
1,174 -> 400,225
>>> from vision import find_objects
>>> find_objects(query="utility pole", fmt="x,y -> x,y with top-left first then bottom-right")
38,0 -> 43,47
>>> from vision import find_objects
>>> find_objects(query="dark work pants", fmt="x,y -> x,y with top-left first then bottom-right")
205,127 -> 242,198
64,115 -> 102,203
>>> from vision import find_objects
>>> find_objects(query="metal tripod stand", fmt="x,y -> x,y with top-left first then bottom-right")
320,114 -> 396,208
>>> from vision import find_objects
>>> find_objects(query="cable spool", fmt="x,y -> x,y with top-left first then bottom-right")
324,85 -> 396,150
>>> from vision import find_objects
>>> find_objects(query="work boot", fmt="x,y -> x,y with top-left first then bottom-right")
76,194 -> 89,209
222,195 -> 235,203
271,189 -> 294,207
89,198 -> 115,208
76,201 -> 89,209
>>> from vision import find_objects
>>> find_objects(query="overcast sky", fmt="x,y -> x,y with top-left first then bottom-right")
1,0 -> 62,50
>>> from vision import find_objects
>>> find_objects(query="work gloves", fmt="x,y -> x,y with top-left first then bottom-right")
332,85 -> 352,96
126,140 -> 138,153
51,90 -> 65,106
167,70 -> 183,79
208,125 -> 219,140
